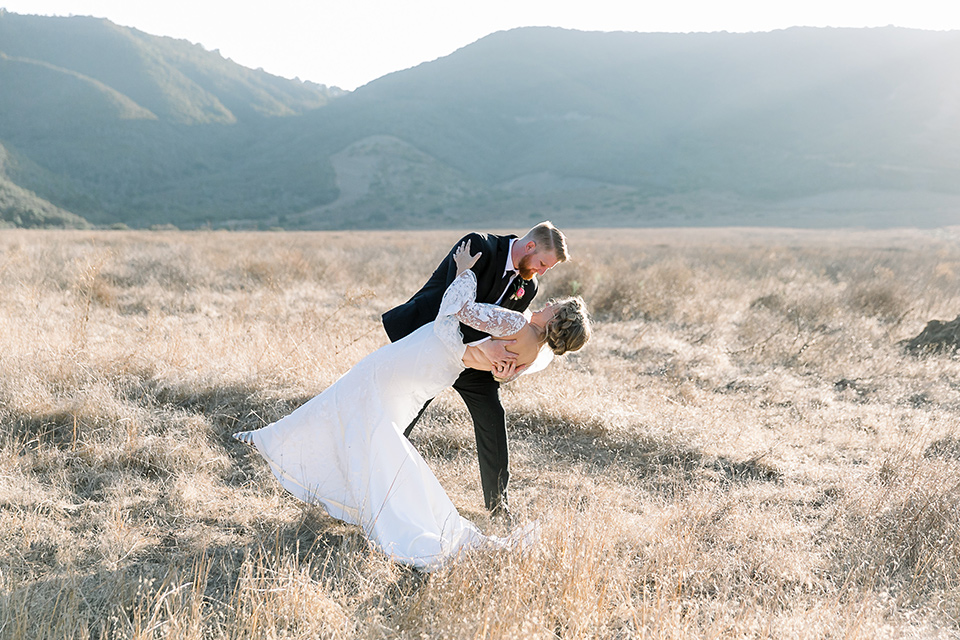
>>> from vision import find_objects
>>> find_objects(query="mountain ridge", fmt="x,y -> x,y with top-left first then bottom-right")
2,14 -> 959,229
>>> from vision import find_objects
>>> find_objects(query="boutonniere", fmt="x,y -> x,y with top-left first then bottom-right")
510,284 -> 526,301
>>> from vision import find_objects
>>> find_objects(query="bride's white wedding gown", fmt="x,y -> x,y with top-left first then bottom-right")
234,270 -> 533,570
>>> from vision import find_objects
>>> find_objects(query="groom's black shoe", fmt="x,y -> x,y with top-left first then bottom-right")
490,501 -> 513,526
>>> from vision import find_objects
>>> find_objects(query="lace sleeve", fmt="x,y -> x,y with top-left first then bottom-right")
437,270 -> 479,318
434,271 -> 527,359
455,299 -> 527,338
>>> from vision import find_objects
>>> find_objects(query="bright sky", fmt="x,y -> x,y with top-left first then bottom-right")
2,1 -> 958,90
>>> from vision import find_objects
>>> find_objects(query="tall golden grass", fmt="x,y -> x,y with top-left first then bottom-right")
1,227 -> 959,639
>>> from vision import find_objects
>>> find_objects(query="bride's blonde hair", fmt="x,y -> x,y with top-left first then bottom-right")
545,296 -> 591,356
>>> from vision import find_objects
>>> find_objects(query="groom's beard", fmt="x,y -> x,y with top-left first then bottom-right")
517,255 -> 537,280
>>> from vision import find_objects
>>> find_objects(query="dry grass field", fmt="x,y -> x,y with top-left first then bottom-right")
1,226 -> 959,639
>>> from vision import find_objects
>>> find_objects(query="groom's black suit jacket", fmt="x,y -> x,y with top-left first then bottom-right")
382,232 -> 538,343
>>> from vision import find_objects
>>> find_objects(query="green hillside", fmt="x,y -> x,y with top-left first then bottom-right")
0,11 -> 342,228
314,27 -> 960,199
0,142 -> 90,228
0,13 -> 336,122
2,12 -> 960,229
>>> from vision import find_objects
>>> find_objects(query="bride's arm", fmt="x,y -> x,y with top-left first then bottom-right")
454,299 -> 526,338
450,241 -> 528,339
440,240 -> 527,379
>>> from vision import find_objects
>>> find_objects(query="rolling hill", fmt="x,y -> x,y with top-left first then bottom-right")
296,26 -> 960,228
0,11 -> 342,228
2,11 -> 959,229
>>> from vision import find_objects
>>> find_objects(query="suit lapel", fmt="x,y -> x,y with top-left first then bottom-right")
480,235 -> 516,304
501,275 -> 536,311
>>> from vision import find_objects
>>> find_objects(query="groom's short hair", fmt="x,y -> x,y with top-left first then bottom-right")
526,221 -> 569,262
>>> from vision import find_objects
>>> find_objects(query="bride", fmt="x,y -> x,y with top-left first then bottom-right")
233,241 -> 590,570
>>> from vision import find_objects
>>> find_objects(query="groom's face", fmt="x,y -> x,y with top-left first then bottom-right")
517,246 -> 559,280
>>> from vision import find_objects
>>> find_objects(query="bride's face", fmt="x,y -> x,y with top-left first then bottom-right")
531,303 -> 558,327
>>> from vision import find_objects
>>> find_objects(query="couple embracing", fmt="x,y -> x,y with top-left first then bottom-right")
234,222 -> 590,570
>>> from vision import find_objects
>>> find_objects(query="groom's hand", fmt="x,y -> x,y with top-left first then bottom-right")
477,339 -> 517,370
492,360 -> 528,383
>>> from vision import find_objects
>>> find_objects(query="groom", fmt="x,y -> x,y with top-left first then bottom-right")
382,221 -> 569,517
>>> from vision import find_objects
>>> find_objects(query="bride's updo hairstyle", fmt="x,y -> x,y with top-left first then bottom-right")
545,296 -> 591,356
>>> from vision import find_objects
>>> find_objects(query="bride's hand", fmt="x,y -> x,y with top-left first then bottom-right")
453,240 -> 481,277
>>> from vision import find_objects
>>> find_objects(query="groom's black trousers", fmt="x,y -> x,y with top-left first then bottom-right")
405,368 -> 508,513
